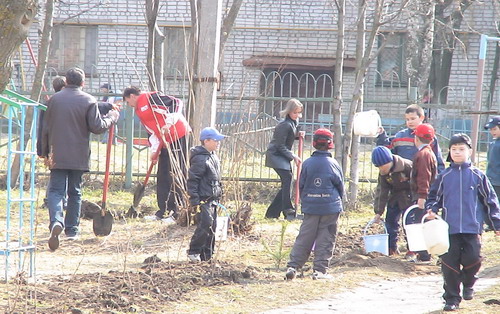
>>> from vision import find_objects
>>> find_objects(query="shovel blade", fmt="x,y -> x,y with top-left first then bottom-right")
93,211 -> 113,236
132,182 -> 146,207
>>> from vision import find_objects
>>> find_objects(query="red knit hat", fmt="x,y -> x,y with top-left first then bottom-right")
313,128 -> 334,149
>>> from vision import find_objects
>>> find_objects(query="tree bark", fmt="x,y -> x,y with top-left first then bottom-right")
145,0 -> 163,91
405,0 -> 435,95
0,0 -> 38,93
430,0 -> 473,104
332,0 -> 345,166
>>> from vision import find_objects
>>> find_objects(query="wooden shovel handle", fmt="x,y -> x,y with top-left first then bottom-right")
101,124 -> 114,214
143,142 -> 163,186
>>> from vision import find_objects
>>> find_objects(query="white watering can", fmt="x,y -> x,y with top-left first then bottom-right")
353,110 -> 382,137
402,205 -> 427,252
422,214 -> 449,256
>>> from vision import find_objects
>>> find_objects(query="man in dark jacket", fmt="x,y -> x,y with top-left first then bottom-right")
371,146 -> 413,256
186,127 -> 225,262
41,67 -> 119,251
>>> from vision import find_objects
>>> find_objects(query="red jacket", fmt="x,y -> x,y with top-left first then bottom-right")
411,144 -> 437,200
135,92 -> 190,151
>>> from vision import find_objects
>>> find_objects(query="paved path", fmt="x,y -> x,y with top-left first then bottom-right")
264,275 -> 499,313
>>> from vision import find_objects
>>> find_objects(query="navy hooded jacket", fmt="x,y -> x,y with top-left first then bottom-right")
426,161 -> 500,234
299,150 -> 344,215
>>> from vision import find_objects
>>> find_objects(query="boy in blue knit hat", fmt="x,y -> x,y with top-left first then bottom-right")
371,146 -> 413,256
484,116 -> 500,231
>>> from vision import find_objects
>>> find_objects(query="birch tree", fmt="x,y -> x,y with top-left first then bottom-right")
0,0 -> 38,93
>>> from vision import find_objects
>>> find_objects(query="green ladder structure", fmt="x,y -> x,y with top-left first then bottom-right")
0,89 -> 45,281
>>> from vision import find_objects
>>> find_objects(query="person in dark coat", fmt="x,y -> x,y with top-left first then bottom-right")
186,127 -> 225,262
264,98 -> 305,219
285,128 -> 344,280
41,67 -> 119,251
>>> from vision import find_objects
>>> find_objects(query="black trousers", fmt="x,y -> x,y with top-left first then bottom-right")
156,137 -> 187,218
265,168 -> 294,218
441,233 -> 481,305
188,201 -> 217,261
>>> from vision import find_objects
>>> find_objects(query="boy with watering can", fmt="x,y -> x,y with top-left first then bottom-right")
426,133 -> 500,312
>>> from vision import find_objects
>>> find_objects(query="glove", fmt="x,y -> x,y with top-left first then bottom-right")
105,109 -> 120,123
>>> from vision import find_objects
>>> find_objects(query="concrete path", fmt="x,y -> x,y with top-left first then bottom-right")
264,275 -> 499,313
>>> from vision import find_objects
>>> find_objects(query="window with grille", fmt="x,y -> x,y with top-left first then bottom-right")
48,25 -> 98,75
377,33 -> 408,87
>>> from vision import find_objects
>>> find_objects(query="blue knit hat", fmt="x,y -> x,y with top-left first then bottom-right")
371,146 -> 393,167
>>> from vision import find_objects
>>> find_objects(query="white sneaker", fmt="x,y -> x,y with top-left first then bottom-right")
188,254 -> 201,262
312,271 -> 333,280
66,234 -> 80,241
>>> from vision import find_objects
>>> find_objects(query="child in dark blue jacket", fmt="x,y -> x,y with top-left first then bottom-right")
186,127 -> 225,262
285,128 -> 344,280
426,133 -> 500,311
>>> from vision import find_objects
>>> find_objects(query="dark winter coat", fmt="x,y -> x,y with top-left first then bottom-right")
426,161 -> 500,234
187,145 -> 222,205
265,116 -> 298,170
41,85 -> 116,171
374,155 -> 413,215
299,150 -> 344,215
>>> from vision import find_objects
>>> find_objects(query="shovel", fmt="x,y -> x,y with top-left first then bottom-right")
127,143 -> 163,217
293,132 -> 304,218
93,125 -> 115,236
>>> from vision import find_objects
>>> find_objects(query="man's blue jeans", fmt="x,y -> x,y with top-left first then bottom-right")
385,204 -> 403,251
47,169 -> 84,236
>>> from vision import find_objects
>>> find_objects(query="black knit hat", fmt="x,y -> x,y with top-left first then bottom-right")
446,133 -> 472,162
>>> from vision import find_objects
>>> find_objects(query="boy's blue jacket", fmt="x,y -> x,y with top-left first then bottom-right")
426,161 -> 500,234
486,138 -> 500,186
377,128 -> 445,173
299,150 -> 344,215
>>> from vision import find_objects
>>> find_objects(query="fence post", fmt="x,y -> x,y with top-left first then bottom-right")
124,105 -> 134,188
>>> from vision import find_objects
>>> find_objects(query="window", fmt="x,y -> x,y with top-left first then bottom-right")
48,25 -> 97,74
377,34 -> 407,86
163,27 -> 191,80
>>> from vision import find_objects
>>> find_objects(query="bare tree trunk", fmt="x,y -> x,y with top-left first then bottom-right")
0,0 -> 38,93
429,0 -> 473,104
187,0 -> 200,133
345,0 -> 367,206
219,0 -> 243,64
145,0 -> 162,91
405,0 -> 435,95
332,0 -> 345,166
487,25 -> 500,110
4,0 -> 41,188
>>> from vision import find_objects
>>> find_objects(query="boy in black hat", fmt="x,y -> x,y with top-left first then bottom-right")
426,133 -> 500,311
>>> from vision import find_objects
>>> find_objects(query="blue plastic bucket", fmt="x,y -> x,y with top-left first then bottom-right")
363,220 -> 389,255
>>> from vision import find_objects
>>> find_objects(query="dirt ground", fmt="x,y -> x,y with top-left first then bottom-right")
1,196 -> 499,313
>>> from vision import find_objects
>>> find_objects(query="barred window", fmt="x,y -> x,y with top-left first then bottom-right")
163,27 -> 191,80
377,34 -> 407,87
48,25 -> 98,74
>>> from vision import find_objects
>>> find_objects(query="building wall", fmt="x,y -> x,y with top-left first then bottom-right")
13,0 -> 500,121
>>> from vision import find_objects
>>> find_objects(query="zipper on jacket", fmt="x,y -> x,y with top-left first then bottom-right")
459,165 -> 463,233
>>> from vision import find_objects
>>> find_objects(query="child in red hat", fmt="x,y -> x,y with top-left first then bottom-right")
285,128 -> 344,280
